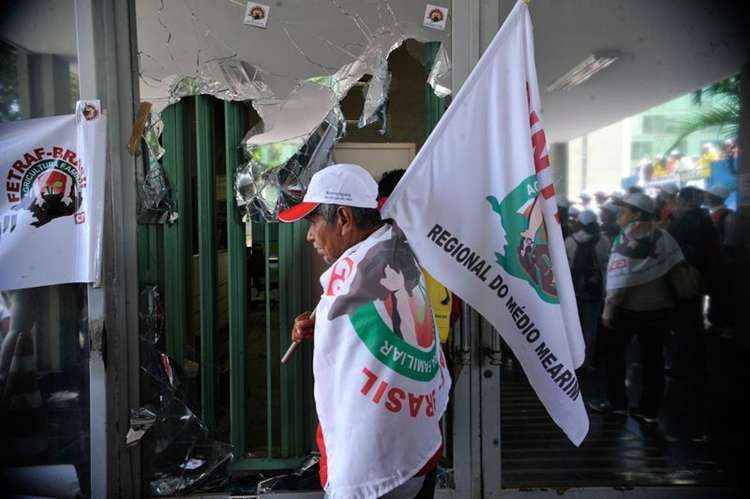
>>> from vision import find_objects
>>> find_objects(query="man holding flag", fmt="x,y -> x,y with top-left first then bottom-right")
280,164 -> 450,498
282,1 -> 588,496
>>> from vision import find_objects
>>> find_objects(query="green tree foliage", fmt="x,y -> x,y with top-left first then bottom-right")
665,74 -> 740,154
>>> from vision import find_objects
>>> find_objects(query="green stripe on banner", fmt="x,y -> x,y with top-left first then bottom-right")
349,302 -> 438,382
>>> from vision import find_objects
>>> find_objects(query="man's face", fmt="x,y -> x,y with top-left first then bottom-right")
617,205 -> 638,228
306,212 -> 347,264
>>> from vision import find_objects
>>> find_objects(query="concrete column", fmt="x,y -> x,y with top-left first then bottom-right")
550,142 -> 569,200
15,50 -> 31,118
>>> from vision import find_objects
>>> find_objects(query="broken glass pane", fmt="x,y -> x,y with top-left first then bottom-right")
136,0 -> 452,221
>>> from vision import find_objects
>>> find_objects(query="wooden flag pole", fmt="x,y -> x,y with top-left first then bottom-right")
281,306 -> 316,364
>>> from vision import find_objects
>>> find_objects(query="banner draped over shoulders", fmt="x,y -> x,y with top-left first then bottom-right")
314,224 -> 450,498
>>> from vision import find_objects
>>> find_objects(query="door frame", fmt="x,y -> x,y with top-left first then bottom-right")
75,0 -> 142,496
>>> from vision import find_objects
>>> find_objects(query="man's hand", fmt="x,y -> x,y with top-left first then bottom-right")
292,311 -> 315,343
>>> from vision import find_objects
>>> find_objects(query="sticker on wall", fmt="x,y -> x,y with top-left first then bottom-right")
244,2 -> 270,29
423,4 -> 448,31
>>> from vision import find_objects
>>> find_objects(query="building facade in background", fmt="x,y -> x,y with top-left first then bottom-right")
567,89 -> 731,197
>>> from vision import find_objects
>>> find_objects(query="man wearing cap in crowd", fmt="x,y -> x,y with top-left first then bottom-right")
280,163 -> 450,498
593,191 -> 608,210
556,196 -> 573,239
580,192 -> 592,210
705,185 -> 735,246
565,209 -> 610,370
599,202 -> 620,244
666,187 -> 719,436
597,192 -> 684,423
654,182 -> 679,227
704,184 -> 737,335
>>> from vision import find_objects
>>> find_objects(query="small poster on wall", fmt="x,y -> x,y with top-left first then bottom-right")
0,101 -> 107,291
423,4 -> 448,31
244,2 -> 270,29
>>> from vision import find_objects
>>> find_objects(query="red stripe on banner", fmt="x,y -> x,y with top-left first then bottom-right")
541,184 -> 555,199
530,118 -> 550,173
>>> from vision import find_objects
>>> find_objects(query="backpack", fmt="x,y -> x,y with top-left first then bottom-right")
571,238 -> 603,298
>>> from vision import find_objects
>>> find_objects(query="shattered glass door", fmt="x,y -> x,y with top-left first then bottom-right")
132,0 -> 455,494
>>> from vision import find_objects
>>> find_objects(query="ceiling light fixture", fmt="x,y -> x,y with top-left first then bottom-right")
546,50 -> 621,92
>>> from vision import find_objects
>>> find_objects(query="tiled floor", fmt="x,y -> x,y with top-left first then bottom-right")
500,330 -> 745,489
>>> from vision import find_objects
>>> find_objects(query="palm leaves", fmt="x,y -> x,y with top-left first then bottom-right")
664,74 -> 740,155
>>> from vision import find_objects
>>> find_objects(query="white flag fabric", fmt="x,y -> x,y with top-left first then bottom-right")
382,1 -> 588,445
314,224 -> 451,498
0,101 -> 106,291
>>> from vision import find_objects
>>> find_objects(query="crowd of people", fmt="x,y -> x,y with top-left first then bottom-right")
637,138 -> 740,185
559,182 -> 737,434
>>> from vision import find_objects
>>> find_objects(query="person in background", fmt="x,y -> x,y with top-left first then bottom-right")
705,185 -> 736,247
568,204 -> 582,233
723,138 -> 739,173
665,150 -> 683,175
704,185 -> 737,335
599,193 -> 683,423
565,210 -> 610,370
580,193 -> 592,210
667,187 -> 719,293
666,186 -> 720,438
655,182 -> 679,228
557,196 -> 573,239
699,143 -> 720,179
599,202 -> 620,244
639,159 -> 655,184
594,191 -> 609,210
652,154 -> 667,178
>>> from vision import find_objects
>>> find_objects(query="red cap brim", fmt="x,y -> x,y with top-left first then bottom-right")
278,202 -> 319,223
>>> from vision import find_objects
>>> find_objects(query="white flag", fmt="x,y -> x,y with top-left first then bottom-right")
0,101 -> 106,291
382,1 -> 588,445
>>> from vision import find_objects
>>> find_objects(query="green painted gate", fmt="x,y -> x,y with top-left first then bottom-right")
138,97 -> 315,469
137,42 -> 447,471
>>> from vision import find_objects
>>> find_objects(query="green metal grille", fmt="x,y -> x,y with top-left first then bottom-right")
138,64 -> 446,468
138,96 -> 315,470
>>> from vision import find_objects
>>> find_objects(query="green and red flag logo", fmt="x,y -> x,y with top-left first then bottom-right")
487,175 -> 558,304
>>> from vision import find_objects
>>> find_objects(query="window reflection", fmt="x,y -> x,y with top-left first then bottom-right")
0,1 -> 90,495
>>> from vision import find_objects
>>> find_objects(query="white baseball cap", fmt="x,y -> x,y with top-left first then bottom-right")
619,192 -> 655,214
278,163 -> 378,223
